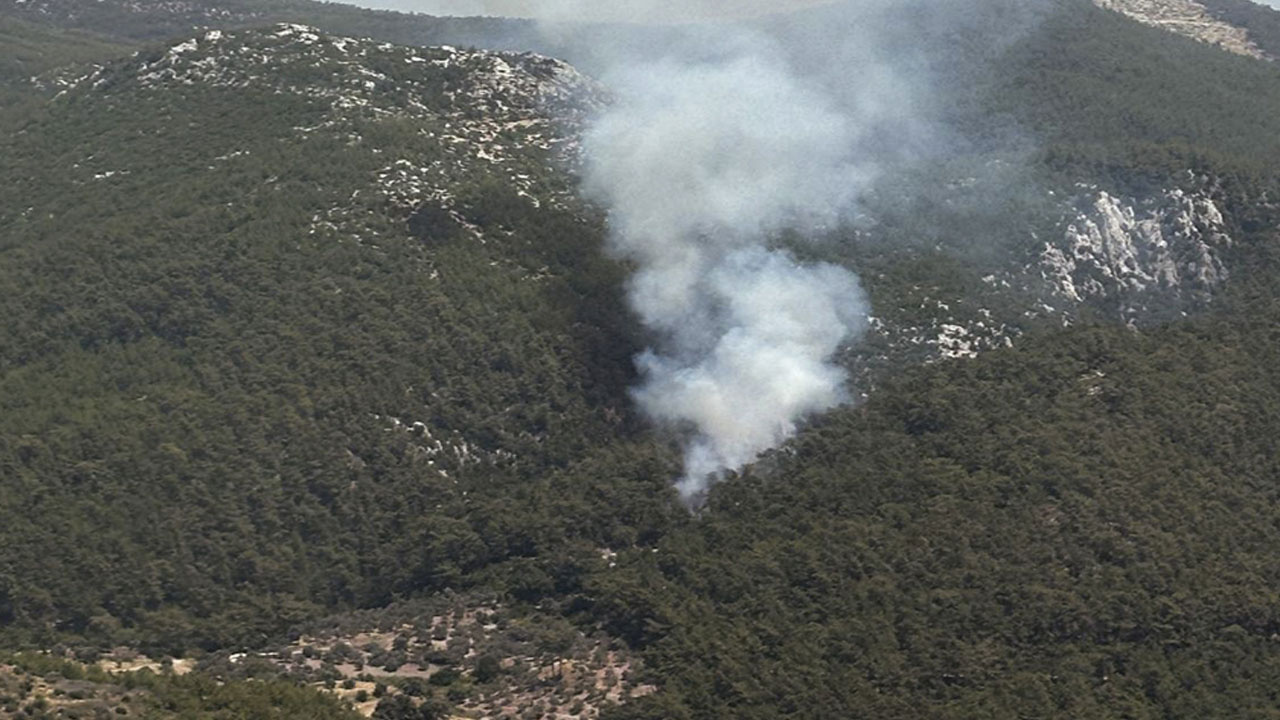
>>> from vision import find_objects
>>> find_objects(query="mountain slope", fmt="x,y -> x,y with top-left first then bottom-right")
1201,0 -> 1280,55
0,15 -> 131,78
0,0 -> 543,50
1093,0 -> 1268,57
0,22 -> 661,654
0,15 -> 135,124
4,1 -> 1280,719
1094,0 -> 1280,61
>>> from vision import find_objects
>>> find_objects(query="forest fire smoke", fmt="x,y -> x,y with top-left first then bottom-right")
554,1 -> 925,501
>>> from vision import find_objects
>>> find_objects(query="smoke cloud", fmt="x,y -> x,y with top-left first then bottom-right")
551,1 -> 932,500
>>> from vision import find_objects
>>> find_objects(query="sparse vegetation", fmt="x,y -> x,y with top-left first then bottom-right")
0,653 -> 360,719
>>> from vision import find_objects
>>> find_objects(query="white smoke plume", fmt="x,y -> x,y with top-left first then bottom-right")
555,1 -> 926,500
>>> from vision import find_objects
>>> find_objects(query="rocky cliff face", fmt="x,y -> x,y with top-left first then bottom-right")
855,181 -> 1236,378
1039,187 -> 1232,318
1094,0 -> 1268,59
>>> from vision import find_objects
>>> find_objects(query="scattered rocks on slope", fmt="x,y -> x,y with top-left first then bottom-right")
47,24 -> 603,243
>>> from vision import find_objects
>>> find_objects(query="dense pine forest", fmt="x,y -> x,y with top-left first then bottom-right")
4,0 -> 1280,717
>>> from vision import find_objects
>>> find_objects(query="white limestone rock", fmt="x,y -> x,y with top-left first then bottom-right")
1039,187 -> 1231,315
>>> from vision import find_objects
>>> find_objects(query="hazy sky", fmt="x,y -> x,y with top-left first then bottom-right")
342,0 -> 1280,19
340,0 -> 841,22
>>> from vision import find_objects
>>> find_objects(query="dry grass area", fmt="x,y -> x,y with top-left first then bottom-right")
330,679 -> 383,716
0,662 -> 140,719
96,649 -> 196,677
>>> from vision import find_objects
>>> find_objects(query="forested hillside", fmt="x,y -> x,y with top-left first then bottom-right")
0,16 -> 134,124
0,0 -> 541,48
0,22 -> 658,648
3,0 -> 1280,718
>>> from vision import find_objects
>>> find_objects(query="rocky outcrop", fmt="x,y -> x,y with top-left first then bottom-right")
857,183 -> 1235,374
1039,187 -> 1231,318
1094,0 -> 1268,59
